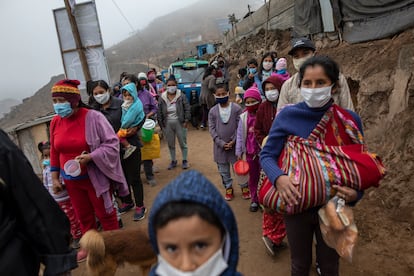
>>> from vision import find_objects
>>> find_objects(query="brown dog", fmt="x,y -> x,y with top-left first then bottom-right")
80,227 -> 157,276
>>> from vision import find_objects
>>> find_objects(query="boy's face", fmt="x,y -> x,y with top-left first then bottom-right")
122,91 -> 133,102
156,215 -> 223,272
214,88 -> 228,98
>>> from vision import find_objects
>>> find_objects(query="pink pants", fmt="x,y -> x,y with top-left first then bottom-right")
58,198 -> 82,240
64,178 -> 119,234
262,211 -> 286,244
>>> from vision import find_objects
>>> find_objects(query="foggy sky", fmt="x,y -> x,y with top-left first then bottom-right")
0,0 -> 199,102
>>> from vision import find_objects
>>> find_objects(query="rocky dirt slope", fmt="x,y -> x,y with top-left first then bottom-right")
223,27 -> 414,273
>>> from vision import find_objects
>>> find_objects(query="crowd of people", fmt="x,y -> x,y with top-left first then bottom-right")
0,37 -> 385,276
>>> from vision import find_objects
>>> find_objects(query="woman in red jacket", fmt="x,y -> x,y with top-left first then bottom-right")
254,75 -> 288,256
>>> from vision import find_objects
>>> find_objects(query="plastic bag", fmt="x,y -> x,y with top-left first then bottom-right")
318,196 -> 358,262
141,133 -> 161,160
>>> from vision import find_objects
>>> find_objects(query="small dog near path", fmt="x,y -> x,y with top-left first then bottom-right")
80,227 -> 157,276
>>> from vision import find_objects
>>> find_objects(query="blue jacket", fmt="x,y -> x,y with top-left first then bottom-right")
148,170 -> 242,276
120,83 -> 145,129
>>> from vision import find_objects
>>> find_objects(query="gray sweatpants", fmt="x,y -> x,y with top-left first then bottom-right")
165,119 -> 188,161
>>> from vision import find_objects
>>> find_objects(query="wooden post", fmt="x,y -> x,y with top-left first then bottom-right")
63,0 -> 91,81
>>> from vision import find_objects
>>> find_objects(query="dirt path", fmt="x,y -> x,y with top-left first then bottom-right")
73,127 -> 410,275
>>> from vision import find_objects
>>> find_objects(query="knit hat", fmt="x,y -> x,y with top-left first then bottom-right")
244,84 -> 262,102
275,58 -> 287,71
261,75 -> 284,92
51,79 -> 81,108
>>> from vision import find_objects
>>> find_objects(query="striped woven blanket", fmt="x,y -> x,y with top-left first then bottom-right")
258,104 -> 386,214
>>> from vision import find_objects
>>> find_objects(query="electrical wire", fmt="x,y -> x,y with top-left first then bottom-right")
110,0 -> 136,33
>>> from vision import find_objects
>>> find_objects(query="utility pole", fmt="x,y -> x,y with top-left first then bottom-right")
63,0 -> 91,81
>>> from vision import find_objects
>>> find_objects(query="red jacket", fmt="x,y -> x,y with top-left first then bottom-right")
254,100 -> 278,145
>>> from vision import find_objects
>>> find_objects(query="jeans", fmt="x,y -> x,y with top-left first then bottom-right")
165,119 -> 188,161
217,162 -> 233,189
143,159 -> 154,180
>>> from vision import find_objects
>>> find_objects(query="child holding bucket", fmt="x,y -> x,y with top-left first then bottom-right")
208,85 -> 250,201
236,84 -> 262,212
38,141 -> 82,249
118,83 -> 145,159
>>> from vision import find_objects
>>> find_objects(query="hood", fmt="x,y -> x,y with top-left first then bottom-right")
160,88 -> 182,102
121,83 -> 138,102
148,170 -> 240,276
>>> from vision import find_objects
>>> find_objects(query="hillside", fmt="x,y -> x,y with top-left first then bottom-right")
0,98 -> 20,119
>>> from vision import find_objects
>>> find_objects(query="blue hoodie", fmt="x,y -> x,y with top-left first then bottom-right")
120,83 -> 145,128
148,170 -> 242,276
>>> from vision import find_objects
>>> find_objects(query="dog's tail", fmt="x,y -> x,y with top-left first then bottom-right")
80,229 -> 106,269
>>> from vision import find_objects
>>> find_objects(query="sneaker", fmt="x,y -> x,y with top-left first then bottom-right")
133,206 -> 147,221
77,249 -> 87,263
262,236 -> 275,256
147,178 -> 157,186
118,202 -> 134,214
118,218 -> 124,229
71,238 -> 80,249
249,202 -> 259,212
153,166 -> 160,173
123,145 -> 137,159
241,187 -> 251,200
224,188 -> 234,201
200,124 -> 205,129
182,160 -> 189,169
168,160 -> 177,170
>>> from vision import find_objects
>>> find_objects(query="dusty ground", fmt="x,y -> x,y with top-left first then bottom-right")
72,127 -> 412,275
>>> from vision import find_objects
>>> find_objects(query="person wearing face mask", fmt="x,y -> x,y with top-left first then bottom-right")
277,37 -> 354,112
273,57 -> 291,82
243,58 -> 265,100
208,85 -> 248,201
148,170 -> 242,276
138,72 -> 158,100
157,76 -> 191,170
49,79 -> 130,261
258,52 -> 276,83
236,85 -> 262,212
90,79 -> 147,222
260,56 -> 376,275
254,75 -> 288,256
38,141 -> 82,250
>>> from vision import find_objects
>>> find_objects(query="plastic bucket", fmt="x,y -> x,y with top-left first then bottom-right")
64,159 -> 81,177
234,160 -> 250,184
141,119 -> 156,142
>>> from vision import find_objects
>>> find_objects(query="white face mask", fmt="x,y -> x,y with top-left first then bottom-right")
93,91 -> 110,105
300,85 -> 332,108
121,99 -> 133,109
293,54 -> 313,71
167,86 -> 177,94
262,61 -> 273,71
155,248 -> 228,276
265,89 -> 279,102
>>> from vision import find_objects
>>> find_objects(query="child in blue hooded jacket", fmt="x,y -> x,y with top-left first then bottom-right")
148,170 -> 242,276
117,83 -> 145,159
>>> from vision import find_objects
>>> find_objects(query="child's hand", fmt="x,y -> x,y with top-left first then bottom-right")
52,179 -> 63,194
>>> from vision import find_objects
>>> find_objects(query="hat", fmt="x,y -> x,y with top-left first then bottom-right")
138,72 -> 147,80
288,37 -> 316,56
275,58 -> 287,70
244,84 -> 262,102
234,86 -> 244,95
51,79 -> 81,108
261,75 -> 284,92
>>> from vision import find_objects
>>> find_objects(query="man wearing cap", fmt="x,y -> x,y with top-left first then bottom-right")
277,37 -> 354,111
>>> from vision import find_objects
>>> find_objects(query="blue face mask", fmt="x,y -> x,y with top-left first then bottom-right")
53,102 -> 73,118
42,159 -> 50,166
215,95 -> 229,105
249,68 -> 257,74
